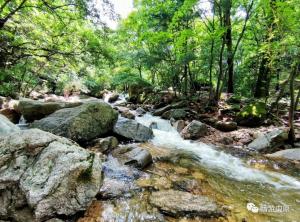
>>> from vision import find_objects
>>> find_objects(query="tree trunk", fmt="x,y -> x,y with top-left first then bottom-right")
215,38 -> 225,101
254,56 -> 270,98
224,0 -> 234,93
288,66 -> 297,145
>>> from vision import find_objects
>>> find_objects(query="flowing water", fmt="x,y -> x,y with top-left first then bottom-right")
136,113 -> 300,222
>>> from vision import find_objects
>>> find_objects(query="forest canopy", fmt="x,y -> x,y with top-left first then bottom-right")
0,0 -> 299,107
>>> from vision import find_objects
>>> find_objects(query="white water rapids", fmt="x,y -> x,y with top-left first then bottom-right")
136,113 -> 300,190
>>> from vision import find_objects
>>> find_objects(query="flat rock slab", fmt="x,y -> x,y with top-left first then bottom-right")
266,148 -> 300,161
150,190 -> 222,218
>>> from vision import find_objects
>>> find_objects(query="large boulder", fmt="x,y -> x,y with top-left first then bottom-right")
247,129 -> 288,153
181,120 -> 208,140
113,117 -> 153,142
0,129 -> 102,221
0,114 -> 20,135
31,102 -> 118,143
149,190 -> 221,218
266,148 -> 300,161
17,98 -> 82,122
236,102 -> 267,127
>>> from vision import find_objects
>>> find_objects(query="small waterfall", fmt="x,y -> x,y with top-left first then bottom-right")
17,115 -> 29,130
136,113 -> 300,190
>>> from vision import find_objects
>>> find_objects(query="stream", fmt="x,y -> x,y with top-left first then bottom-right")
134,113 -> 300,222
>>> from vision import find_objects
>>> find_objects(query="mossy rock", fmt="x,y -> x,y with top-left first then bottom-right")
227,95 -> 243,104
235,102 -> 267,127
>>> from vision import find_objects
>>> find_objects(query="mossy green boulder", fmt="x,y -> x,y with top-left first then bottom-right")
31,102 -> 118,142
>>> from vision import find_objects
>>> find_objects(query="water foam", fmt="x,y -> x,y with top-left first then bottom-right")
136,114 -> 300,190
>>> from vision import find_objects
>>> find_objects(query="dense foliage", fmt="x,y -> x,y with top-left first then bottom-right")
0,0 -> 299,139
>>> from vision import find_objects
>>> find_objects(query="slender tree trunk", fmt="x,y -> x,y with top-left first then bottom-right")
209,40 -> 215,100
215,38 -> 225,101
224,0 -> 234,93
294,87 -> 300,111
254,56 -> 270,98
288,66 -> 297,145
183,63 -> 188,96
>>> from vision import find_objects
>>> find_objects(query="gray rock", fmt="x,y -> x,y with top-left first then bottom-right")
113,117 -> 153,142
80,199 -> 164,222
31,102 -> 118,143
153,101 -> 186,116
100,156 -> 144,198
173,120 -> 185,133
100,178 -> 139,199
150,121 -> 158,129
150,190 -> 221,218
215,121 -> 237,132
112,146 -> 153,169
45,219 -> 64,222
17,98 -> 82,122
0,129 -> 102,221
0,114 -> 20,135
107,93 -> 119,103
136,107 -> 146,116
153,104 -> 172,116
162,109 -> 187,120
247,129 -> 288,152
181,120 -> 208,140
91,136 -> 119,153
121,110 -> 135,119
266,148 -> 300,161
0,96 -> 4,109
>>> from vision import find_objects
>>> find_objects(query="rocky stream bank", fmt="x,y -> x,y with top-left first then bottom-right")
0,93 -> 299,222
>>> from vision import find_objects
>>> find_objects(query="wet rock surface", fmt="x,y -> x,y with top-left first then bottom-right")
99,156 -> 145,199
0,114 -> 20,135
266,148 -> 300,161
135,107 -> 146,116
181,120 -> 208,139
31,102 -> 118,143
173,120 -> 185,132
112,145 -> 153,169
0,129 -> 102,221
149,190 -> 222,218
78,198 -> 165,222
113,117 -> 153,142
107,93 -> 119,103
